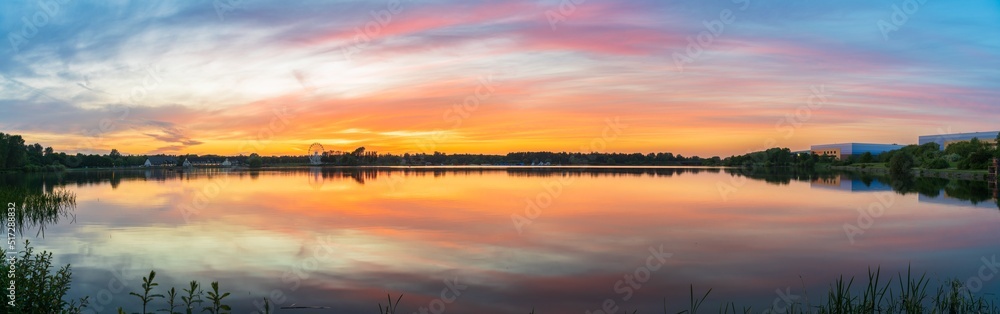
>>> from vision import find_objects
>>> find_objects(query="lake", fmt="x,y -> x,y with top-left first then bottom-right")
3,167 -> 999,313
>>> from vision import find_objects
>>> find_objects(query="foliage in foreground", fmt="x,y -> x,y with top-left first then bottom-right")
0,240 -> 87,314
3,242 -> 999,314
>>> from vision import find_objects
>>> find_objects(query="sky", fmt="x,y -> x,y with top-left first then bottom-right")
0,0 -> 998,157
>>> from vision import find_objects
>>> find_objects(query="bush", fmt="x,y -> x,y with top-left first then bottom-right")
889,152 -> 914,176
858,152 -> 874,163
959,151 -> 993,170
0,241 -> 87,313
924,158 -> 949,169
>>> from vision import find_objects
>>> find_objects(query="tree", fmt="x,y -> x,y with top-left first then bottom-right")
923,157 -> 949,169
0,133 -> 9,168
889,151 -> 914,176
858,152 -> 874,163
995,132 -> 1000,158
248,153 -> 263,168
946,138 -> 980,156
110,149 -> 122,159
4,134 -> 26,169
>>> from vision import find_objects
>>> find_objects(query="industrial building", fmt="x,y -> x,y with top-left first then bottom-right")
810,143 -> 904,160
918,131 -> 999,151
811,175 -> 893,192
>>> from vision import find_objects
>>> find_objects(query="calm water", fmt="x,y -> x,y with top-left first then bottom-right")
3,167 -> 999,313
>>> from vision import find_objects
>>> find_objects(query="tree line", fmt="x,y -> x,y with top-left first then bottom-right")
246,150 -> 721,167
0,131 -> 729,171
721,132 -> 1000,174
0,132 -> 156,171
5,129 -> 996,171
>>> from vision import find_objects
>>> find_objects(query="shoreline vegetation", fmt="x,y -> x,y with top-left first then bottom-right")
1,131 -> 998,178
3,242 -> 1000,313
831,164 -> 990,181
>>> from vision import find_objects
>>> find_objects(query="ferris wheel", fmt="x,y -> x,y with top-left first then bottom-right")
308,143 -> 324,165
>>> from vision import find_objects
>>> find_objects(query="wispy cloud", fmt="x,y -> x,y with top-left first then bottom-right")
0,0 -> 997,156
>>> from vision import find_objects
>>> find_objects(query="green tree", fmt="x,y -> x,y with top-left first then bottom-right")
248,153 -> 263,168
858,152 -> 874,163
0,133 -> 8,167
923,158 -> 949,169
945,138 -> 980,156
5,134 -> 26,168
889,151 -> 914,176
995,132 -> 1000,158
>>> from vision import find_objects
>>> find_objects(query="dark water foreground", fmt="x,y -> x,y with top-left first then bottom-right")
0,167 -> 997,313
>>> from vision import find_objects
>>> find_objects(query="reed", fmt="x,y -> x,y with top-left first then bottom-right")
378,293 -> 403,314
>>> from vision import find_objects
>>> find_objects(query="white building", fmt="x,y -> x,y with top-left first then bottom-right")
143,156 -> 177,167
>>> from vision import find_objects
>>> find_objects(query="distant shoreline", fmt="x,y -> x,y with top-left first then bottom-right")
61,165 -> 734,171
31,165 -> 993,182
832,165 -> 990,181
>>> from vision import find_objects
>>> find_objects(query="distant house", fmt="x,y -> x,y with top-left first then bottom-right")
143,156 -> 177,167
182,157 -> 224,167
221,159 -> 232,167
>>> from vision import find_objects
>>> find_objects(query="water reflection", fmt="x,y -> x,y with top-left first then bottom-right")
0,167 -> 998,313
0,186 -> 76,237
722,167 -> 838,185
810,175 -> 893,192
725,169 -> 999,209
301,166 -> 725,183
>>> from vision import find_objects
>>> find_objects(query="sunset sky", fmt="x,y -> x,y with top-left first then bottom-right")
1,0 -> 998,157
